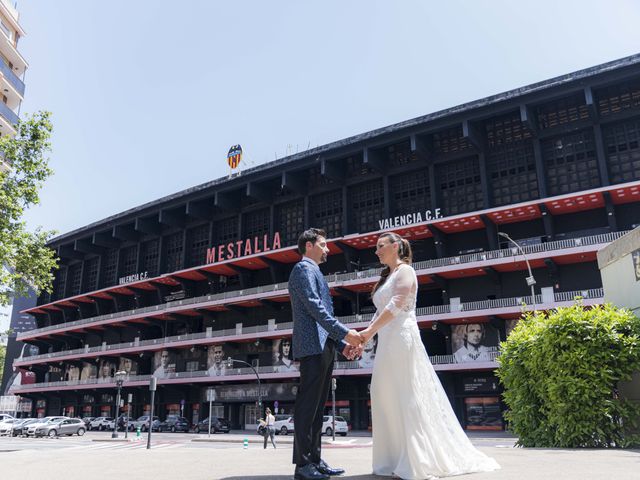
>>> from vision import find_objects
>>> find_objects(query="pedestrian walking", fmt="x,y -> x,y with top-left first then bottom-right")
263,408 -> 276,449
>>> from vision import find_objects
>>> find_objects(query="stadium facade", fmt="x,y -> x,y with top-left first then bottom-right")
8,54 -> 640,431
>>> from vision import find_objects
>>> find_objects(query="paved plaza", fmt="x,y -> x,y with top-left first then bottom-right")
0,431 -> 638,479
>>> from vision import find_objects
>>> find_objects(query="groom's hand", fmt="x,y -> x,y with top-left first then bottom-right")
342,344 -> 363,360
342,345 -> 354,359
344,329 -> 363,347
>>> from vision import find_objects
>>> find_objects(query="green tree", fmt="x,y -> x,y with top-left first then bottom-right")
498,302 -> 640,448
0,111 -> 58,307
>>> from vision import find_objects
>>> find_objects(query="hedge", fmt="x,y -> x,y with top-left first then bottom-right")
497,302 -> 640,447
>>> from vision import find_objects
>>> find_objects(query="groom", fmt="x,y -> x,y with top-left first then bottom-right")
289,228 -> 363,480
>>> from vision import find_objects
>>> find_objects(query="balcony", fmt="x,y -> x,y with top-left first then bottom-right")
14,288 -> 604,369
430,350 -> 501,365
0,21 -> 27,78
9,355 -> 500,394
0,57 -> 24,97
18,230 -> 622,342
0,99 -> 18,127
0,0 -> 19,21
332,231 -> 626,283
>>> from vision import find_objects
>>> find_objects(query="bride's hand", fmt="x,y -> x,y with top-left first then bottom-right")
360,327 -> 373,344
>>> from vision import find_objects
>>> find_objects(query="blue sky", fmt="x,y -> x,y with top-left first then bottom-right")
17,0 -> 640,236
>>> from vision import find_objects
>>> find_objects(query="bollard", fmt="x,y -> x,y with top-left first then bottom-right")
136,426 -> 141,440
243,438 -> 249,449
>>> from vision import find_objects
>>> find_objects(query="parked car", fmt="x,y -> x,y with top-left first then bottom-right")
82,417 -> 95,429
273,414 -> 294,435
130,415 -> 160,432
89,417 -> 114,431
0,418 -> 17,436
35,418 -> 86,437
0,414 -> 14,423
195,416 -> 230,434
321,415 -> 348,436
158,415 -> 190,433
11,418 -> 39,437
25,417 -> 69,436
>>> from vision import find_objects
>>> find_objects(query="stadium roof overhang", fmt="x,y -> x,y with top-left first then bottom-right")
24,181 -> 640,317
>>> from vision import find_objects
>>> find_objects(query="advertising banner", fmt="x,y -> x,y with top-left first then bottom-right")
205,383 -> 299,402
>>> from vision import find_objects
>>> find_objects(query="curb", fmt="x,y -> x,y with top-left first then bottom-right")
190,436 -> 362,446
91,438 -> 142,443
192,437 -> 296,444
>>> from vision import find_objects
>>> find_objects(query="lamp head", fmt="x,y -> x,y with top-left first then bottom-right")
114,370 -> 127,384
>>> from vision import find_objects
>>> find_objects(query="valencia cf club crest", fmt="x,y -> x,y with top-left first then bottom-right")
227,145 -> 242,169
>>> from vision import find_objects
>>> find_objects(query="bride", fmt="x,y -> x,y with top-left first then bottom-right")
359,232 -> 500,479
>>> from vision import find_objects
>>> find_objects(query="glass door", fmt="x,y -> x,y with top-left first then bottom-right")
244,403 -> 259,430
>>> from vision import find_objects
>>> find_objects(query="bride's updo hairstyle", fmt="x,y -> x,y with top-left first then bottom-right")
372,232 -> 413,295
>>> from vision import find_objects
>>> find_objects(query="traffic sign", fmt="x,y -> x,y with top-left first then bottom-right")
207,388 -> 216,402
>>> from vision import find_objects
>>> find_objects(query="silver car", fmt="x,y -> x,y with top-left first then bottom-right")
35,418 -> 86,437
130,415 -> 160,432
89,416 -> 114,431
25,416 -> 68,436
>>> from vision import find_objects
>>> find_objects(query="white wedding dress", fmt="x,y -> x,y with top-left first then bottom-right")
370,264 -> 500,479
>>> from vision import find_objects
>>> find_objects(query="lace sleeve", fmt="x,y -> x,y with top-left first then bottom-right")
385,264 -> 416,315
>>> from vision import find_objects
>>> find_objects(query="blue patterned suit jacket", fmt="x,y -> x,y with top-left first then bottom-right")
289,257 -> 349,359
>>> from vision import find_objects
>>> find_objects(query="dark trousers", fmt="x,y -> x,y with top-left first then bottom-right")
292,342 -> 335,467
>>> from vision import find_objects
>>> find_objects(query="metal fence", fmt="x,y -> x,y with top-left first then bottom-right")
11,351 -> 505,392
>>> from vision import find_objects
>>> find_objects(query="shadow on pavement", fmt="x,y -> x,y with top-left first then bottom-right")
220,476 -> 379,480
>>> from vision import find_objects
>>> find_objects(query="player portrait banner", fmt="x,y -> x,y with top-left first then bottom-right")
451,323 -> 500,362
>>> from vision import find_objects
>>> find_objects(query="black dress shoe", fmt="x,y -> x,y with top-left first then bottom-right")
316,459 -> 345,476
294,464 -> 329,480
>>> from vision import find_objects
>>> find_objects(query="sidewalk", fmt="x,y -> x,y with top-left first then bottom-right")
2,435 -> 638,480
3,429 -> 638,480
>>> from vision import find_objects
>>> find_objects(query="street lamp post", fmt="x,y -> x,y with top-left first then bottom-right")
147,377 -> 157,450
226,357 -> 262,416
497,232 -> 537,312
111,370 -> 127,439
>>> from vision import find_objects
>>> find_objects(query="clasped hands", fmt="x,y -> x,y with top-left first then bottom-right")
342,328 -> 374,360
